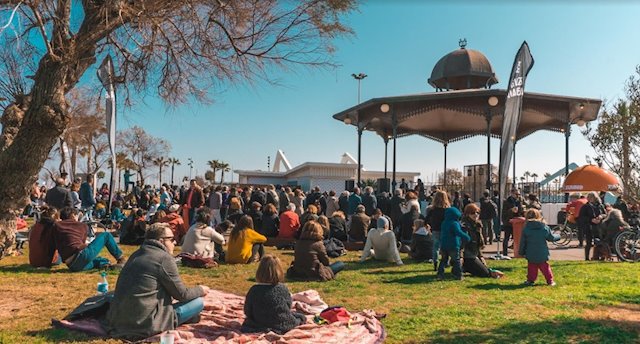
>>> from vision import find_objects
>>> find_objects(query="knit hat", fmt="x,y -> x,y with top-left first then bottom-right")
377,216 -> 389,229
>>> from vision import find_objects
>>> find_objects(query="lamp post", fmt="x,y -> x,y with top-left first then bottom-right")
486,96 -> 499,191
562,103 -> 587,202
187,158 -> 194,180
351,73 -> 367,104
380,103 -> 397,191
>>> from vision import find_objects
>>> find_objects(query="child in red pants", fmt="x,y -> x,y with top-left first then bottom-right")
518,209 -> 561,286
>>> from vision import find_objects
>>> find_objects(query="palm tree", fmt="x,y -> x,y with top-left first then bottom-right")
152,157 -> 170,186
531,173 -> 538,183
168,158 -> 181,185
523,171 -> 531,183
218,161 -> 231,185
207,159 -> 221,184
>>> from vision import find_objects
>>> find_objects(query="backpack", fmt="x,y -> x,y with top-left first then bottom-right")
592,239 -> 613,261
323,238 -> 346,258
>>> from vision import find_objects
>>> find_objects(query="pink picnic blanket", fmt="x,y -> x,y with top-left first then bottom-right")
53,289 -> 386,344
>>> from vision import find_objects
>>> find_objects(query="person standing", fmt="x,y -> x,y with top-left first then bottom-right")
578,192 -> 606,261
479,190 -> 498,245
79,174 -> 97,220
437,207 -> 470,281
362,187 -> 378,216
208,185 -> 223,226
181,179 -> 204,226
501,188 -> 524,256
123,169 -> 135,193
45,178 -> 73,210
105,223 -> 207,339
566,194 -> 588,246
347,187 -> 363,216
426,191 -> 449,271
519,209 -> 560,286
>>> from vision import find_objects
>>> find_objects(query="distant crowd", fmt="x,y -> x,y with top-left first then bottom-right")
17,174 -> 636,340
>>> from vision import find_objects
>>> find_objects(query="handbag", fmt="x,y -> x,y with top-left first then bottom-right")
178,252 -> 218,269
64,292 -> 114,321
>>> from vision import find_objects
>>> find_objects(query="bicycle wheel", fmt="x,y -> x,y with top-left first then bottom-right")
551,225 -> 570,246
614,231 -> 640,262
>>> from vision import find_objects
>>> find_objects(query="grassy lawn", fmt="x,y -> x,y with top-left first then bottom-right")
0,244 -> 638,343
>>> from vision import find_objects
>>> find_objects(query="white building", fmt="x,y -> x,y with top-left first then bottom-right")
235,150 -> 420,192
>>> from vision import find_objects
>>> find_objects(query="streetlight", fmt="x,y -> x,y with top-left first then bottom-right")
187,158 -> 194,179
351,73 -> 367,104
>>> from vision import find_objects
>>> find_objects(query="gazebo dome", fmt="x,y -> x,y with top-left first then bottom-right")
428,40 -> 499,91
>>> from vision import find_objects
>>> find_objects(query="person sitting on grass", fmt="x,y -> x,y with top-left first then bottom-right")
53,207 -> 126,272
349,204 -> 370,242
159,204 -> 188,244
519,209 -> 560,286
360,217 -> 403,266
242,255 -> 306,334
213,220 -> 234,262
278,203 -> 300,239
288,221 -> 345,281
408,219 -> 433,262
182,207 -> 226,259
226,215 -> 267,264
461,204 -> 504,279
437,206 -> 470,281
105,223 -> 208,340
109,201 -> 127,230
28,206 -> 61,268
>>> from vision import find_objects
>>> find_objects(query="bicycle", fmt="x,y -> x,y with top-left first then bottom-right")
614,225 -> 640,262
551,212 -> 578,247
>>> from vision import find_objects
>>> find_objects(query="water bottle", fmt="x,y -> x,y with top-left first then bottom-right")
97,271 -> 109,295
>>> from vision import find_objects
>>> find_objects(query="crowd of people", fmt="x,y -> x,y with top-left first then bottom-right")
18,174 -> 635,340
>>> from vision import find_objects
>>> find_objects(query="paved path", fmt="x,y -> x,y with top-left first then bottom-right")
483,241 -> 586,261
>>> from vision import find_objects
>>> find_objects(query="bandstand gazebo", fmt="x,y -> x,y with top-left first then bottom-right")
333,41 -> 602,193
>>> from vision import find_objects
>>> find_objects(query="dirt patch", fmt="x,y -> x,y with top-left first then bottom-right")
583,303 -> 640,331
0,290 -> 32,319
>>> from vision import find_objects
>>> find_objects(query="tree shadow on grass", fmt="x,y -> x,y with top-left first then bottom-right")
381,274 -> 441,285
0,264 -> 72,274
26,327 -> 95,343
467,282 -> 531,291
423,317 -> 639,344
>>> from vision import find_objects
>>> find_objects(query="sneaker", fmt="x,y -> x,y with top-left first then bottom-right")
547,281 -> 557,287
523,281 -> 535,286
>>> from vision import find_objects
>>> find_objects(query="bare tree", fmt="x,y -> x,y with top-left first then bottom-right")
118,126 -> 170,186
0,0 -> 355,258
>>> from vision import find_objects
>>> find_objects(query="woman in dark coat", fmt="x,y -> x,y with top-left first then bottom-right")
260,204 -> 280,237
328,211 -> 348,241
288,221 -> 344,281
461,204 -> 504,279
578,192 -> 607,261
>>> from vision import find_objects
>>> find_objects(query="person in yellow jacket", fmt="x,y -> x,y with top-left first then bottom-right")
226,215 -> 267,264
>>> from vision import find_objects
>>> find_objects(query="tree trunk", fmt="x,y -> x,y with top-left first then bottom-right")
220,170 -> 225,185
71,146 -> 78,181
0,58 -> 69,258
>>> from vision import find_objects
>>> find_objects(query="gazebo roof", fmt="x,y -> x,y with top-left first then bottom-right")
332,88 -> 601,144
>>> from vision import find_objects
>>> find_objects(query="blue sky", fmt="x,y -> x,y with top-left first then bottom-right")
71,2 -> 640,183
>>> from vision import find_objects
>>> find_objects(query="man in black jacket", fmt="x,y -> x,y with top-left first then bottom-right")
501,188 -> 524,256
361,186 -> 378,216
45,178 -> 73,210
479,190 -> 498,245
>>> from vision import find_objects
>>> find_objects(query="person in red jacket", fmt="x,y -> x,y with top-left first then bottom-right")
278,203 -> 300,239
160,204 -> 188,244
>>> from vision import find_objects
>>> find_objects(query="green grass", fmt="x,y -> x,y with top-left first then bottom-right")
0,245 -> 638,343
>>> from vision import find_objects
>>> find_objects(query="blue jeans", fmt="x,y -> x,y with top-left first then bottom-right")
432,231 -> 441,266
438,249 -> 462,279
68,232 -> 123,272
330,261 -> 345,275
174,297 -> 204,325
